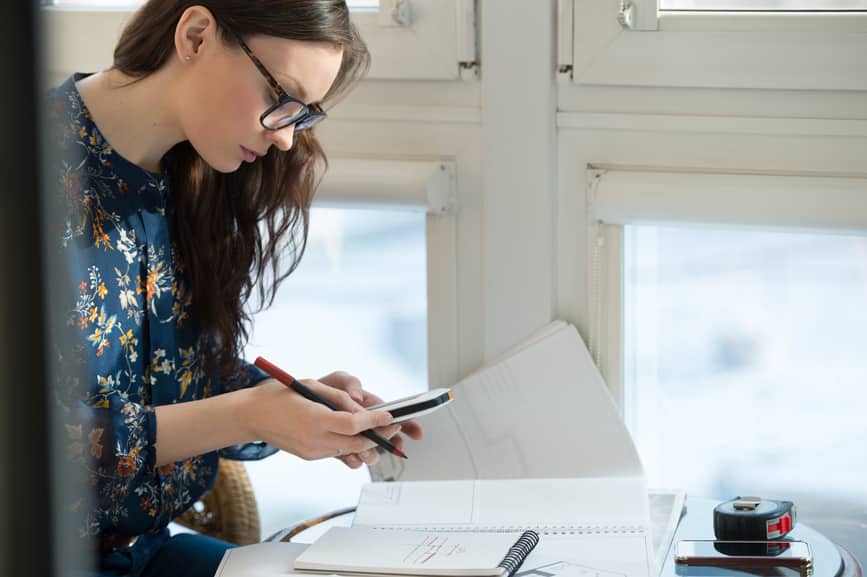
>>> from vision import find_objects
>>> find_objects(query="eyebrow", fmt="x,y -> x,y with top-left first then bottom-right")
275,73 -> 312,104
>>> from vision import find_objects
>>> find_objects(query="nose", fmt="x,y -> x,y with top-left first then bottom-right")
267,126 -> 295,152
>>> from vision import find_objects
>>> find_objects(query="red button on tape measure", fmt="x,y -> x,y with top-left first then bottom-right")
713,496 -> 797,540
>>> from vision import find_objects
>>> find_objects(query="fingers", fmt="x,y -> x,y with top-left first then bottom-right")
359,390 -> 385,408
302,378 -> 363,413
327,422 -> 401,464
389,434 -> 404,452
337,447 -> 382,469
398,418 -> 424,440
318,371 -> 365,404
324,406 -> 394,436
374,424 -> 402,439
358,448 -> 379,465
339,453 -> 364,469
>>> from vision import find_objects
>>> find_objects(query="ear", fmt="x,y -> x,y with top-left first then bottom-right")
174,5 -> 219,63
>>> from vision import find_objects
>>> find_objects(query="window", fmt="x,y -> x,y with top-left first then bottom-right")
661,0 -> 867,9
347,0 -> 381,8
43,0 -> 475,81
242,206 -> 428,538
53,0 -> 378,9
581,167 -> 867,565
622,224 -> 867,561
562,0 -> 867,89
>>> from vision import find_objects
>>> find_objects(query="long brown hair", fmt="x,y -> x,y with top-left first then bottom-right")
111,1 -> 369,379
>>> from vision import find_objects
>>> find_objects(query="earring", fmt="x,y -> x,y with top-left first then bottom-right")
184,55 -> 192,61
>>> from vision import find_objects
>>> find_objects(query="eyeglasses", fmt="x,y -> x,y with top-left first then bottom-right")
231,31 -> 327,132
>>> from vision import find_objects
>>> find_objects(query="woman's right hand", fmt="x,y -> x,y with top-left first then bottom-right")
235,377 -> 400,461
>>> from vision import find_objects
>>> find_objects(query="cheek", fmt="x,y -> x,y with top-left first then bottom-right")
223,81 -> 261,127
190,72 -> 260,142
192,87 -> 261,164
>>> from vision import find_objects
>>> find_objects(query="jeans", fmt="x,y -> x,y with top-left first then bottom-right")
97,529 -> 235,577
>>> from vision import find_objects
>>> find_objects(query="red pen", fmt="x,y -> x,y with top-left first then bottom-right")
254,356 -> 407,459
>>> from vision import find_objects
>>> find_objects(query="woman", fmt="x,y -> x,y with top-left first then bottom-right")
47,2 -> 422,575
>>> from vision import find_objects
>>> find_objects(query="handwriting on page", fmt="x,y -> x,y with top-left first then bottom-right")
402,534 -> 468,565
361,482 -> 403,506
516,561 -> 626,577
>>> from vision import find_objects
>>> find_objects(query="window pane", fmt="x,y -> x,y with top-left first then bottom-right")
53,0 -> 379,6
240,207 -> 427,539
624,225 -> 867,563
347,0 -> 380,8
52,0 -> 140,5
661,0 -> 867,10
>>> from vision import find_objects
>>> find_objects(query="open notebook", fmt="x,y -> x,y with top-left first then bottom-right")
345,477 -> 655,577
293,526 -> 539,576
367,321 -> 686,576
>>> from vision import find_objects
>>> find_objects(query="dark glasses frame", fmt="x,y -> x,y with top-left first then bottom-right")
229,30 -> 327,132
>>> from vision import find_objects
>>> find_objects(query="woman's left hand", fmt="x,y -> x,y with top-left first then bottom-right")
318,371 -> 424,469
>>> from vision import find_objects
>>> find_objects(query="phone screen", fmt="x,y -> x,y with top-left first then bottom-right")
680,541 -> 809,558
675,540 -> 812,570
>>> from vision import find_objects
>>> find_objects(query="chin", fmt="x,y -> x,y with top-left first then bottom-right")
203,154 -> 242,174
218,162 -> 244,174
188,143 -> 241,174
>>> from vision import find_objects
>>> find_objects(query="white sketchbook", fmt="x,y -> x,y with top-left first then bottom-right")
293,526 -> 540,576
371,321 -> 644,482
367,321 -> 685,576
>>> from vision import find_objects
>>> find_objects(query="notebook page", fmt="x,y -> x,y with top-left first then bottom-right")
214,542 -> 309,577
354,477 -> 649,532
371,323 -> 644,482
355,480 -> 476,525
520,533 -> 653,577
293,526 -> 524,576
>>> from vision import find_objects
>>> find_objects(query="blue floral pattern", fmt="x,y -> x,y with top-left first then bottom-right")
48,73 -> 276,541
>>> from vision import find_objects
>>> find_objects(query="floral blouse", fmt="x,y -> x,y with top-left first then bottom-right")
48,73 -> 277,540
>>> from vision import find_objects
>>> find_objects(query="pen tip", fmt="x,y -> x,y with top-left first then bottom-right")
395,448 -> 408,459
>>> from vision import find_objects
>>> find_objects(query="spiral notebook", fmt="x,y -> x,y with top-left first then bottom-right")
364,322 -> 677,577
293,526 -> 539,577
347,477 -> 655,577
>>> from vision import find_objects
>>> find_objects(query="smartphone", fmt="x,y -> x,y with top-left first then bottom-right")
675,540 -> 812,569
367,388 -> 454,423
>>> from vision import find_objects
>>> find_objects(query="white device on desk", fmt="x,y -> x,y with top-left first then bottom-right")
368,388 -> 454,423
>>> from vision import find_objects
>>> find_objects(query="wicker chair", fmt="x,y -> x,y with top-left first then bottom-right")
174,458 -> 261,545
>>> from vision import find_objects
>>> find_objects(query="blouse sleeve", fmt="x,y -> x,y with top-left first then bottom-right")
51,225 -> 165,536
217,359 -> 280,461
58,373 -> 160,536
49,135 -> 166,537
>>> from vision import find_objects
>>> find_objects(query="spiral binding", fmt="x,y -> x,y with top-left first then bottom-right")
497,530 -> 539,577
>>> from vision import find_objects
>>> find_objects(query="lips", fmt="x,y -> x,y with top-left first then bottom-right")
240,145 -> 259,163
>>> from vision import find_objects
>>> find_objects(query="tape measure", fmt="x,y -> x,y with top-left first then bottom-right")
713,496 -> 797,540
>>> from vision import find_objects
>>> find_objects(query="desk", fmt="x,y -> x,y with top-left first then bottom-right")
666,498 -> 861,577
266,497 -> 862,577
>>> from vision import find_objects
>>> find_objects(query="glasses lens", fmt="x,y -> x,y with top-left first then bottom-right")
294,112 -> 327,132
262,100 -> 306,130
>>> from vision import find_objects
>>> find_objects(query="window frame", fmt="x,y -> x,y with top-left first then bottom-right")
42,0 -> 477,81
583,165 -> 867,403
560,0 -> 867,90
555,110 -> 867,403
315,157 -> 461,389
